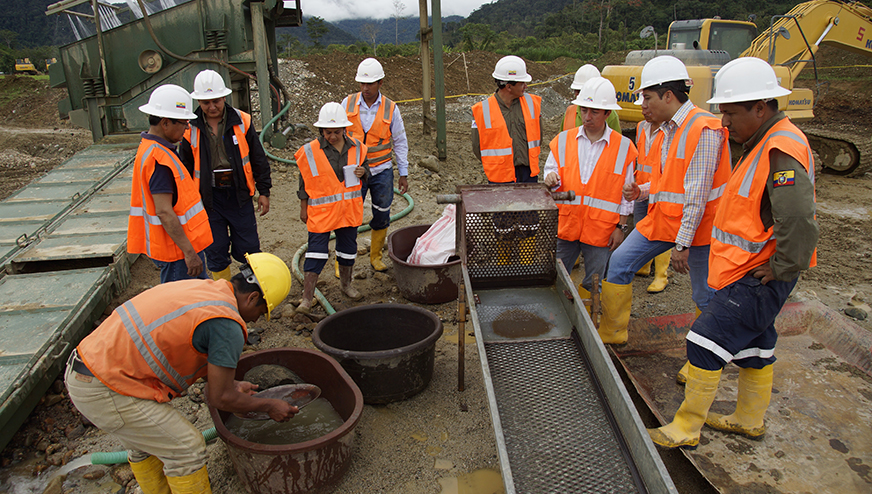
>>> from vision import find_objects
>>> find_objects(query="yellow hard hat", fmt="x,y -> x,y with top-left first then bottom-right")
243,252 -> 291,320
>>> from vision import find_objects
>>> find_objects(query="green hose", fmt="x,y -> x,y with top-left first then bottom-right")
259,101 -> 296,165
91,427 -> 219,465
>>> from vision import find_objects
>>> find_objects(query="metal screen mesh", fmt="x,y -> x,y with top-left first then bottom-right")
484,338 -> 642,493
463,209 -> 557,285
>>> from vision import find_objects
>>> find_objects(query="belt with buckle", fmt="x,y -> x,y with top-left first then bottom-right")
71,356 -> 94,377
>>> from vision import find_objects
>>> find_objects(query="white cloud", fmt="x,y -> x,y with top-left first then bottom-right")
290,0 -> 491,22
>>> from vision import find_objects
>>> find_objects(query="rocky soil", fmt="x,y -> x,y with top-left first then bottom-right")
0,44 -> 870,494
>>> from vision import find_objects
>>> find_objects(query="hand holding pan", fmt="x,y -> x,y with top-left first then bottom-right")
236,383 -> 321,420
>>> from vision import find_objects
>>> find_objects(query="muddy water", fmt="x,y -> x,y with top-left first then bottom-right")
492,309 -> 552,338
224,397 -> 343,445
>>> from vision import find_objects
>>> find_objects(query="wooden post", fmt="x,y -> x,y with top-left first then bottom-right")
419,0 -> 432,135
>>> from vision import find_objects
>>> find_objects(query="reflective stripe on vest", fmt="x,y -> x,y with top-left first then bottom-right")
712,225 -> 773,253
738,130 -> 815,197
308,189 -> 363,206
675,111 -> 716,160
114,298 -> 238,394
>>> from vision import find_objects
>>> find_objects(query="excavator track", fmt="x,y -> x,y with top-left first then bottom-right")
801,126 -> 872,177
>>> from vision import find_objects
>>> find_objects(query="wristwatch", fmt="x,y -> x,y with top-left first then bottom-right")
617,224 -> 630,234
675,243 -> 687,252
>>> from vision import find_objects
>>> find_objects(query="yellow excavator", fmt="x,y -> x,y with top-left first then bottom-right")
602,0 -> 872,175
14,58 -> 39,75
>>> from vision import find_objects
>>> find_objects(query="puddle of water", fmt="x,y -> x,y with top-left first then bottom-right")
224,397 -> 343,445
438,468 -> 505,494
0,454 -> 105,494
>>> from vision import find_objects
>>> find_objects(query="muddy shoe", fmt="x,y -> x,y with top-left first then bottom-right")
342,284 -> 363,300
338,265 -> 363,300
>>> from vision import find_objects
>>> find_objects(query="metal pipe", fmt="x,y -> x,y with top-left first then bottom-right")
458,280 -> 466,392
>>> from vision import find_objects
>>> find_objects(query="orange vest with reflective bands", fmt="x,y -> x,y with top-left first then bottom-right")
77,280 -> 247,403
562,105 -> 578,133
635,107 -> 731,245
345,93 -> 395,168
552,128 -> 637,247
295,138 -> 366,233
184,108 -> 256,196
708,118 -> 817,290
633,120 -> 662,186
128,138 -> 213,262
472,94 -> 541,183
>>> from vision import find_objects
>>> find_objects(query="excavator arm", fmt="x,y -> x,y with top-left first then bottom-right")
742,0 -> 872,82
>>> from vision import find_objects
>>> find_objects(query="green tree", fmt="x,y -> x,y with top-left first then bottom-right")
0,30 -> 17,49
459,23 -> 497,51
361,23 -> 380,55
306,16 -> 328,49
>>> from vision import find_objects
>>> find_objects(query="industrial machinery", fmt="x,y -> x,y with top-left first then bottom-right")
602,0 -> 872,175
440,184 -> 676,494
45,0 -> 303,142
14,58 -> 39,75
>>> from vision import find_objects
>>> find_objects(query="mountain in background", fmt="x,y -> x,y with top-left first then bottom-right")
0,0 -> 77,47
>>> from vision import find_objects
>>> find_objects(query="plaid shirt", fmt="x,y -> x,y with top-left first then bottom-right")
659,101 -> 724,247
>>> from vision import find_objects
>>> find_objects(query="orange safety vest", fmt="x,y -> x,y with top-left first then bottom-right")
184,108 -> 256,196
562,105 -> 578,133
635,107 -> 731,246
472,94 -> 541,183
708,118 -> 817,290
633,120 -> 662,186
345,93 -> 395,168
551,128 -> 637,247
128,138 -> 213,262
77,279 -> 247,403
295,138 -> 366,233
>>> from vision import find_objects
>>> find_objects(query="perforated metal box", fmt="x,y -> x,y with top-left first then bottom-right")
456,184 -> 558,289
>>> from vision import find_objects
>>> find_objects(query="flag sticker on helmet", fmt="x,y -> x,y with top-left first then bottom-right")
508,70 -> 517,76
176,102 -> 186,109
773,170 -> 795,187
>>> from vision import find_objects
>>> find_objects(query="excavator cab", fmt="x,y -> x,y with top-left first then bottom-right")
668,19 -> 758,59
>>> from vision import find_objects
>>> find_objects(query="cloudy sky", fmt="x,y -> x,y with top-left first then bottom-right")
295,0 -> 492,22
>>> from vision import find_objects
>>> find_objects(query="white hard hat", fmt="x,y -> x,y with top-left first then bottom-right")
492,55 -> 532,83
314,102 -> 351,128
191,69 -> 232,100
570,64 -> 600,90
356,58 -> 385,83
572,77 -> 622,111
639,55 -> 692,90
707,57 -> 791,105
138,84 -> 196,119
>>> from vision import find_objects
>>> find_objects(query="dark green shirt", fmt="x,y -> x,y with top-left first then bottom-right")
297,134 -> 370,200
736,112 -> 818,281
191,317 -> 245,369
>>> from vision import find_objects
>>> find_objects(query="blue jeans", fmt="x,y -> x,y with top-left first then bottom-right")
556,239 -> 611,292
304,226 -> 357,274
633,199 -> 649,226
687,274 -> 797,371
361,169 -> 394,231
204,188 -> 261,272
151,251 -> 208,283
606,229 -> 714,310
488,165 -> 539,185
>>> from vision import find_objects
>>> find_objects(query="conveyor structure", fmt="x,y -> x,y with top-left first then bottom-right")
448,184 -> 676,493
0,139 -> 138,451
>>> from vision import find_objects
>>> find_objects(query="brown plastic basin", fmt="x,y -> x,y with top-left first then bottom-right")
313,304 -> 443,404
208,348 -> 363,494
387,224 -> 461,304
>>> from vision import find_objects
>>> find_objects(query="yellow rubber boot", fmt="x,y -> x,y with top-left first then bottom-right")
648,364 -> 722,450
647,249 -> 671,293
676,308 -> 702,385
577,285 -> 592,316
129,456 -> 171,494
705,365 -> 773,440
166,466 -> 212,494
334,259 -> 340,279
370,228 -> 388,272
599,281 -> 632,344
210,267 -> 231,281
636,260 -> 652,277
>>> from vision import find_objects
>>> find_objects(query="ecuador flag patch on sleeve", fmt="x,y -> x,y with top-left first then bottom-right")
773,170 -> 795,188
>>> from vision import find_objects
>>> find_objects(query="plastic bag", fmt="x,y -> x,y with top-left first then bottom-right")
408,205 -> 456,265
